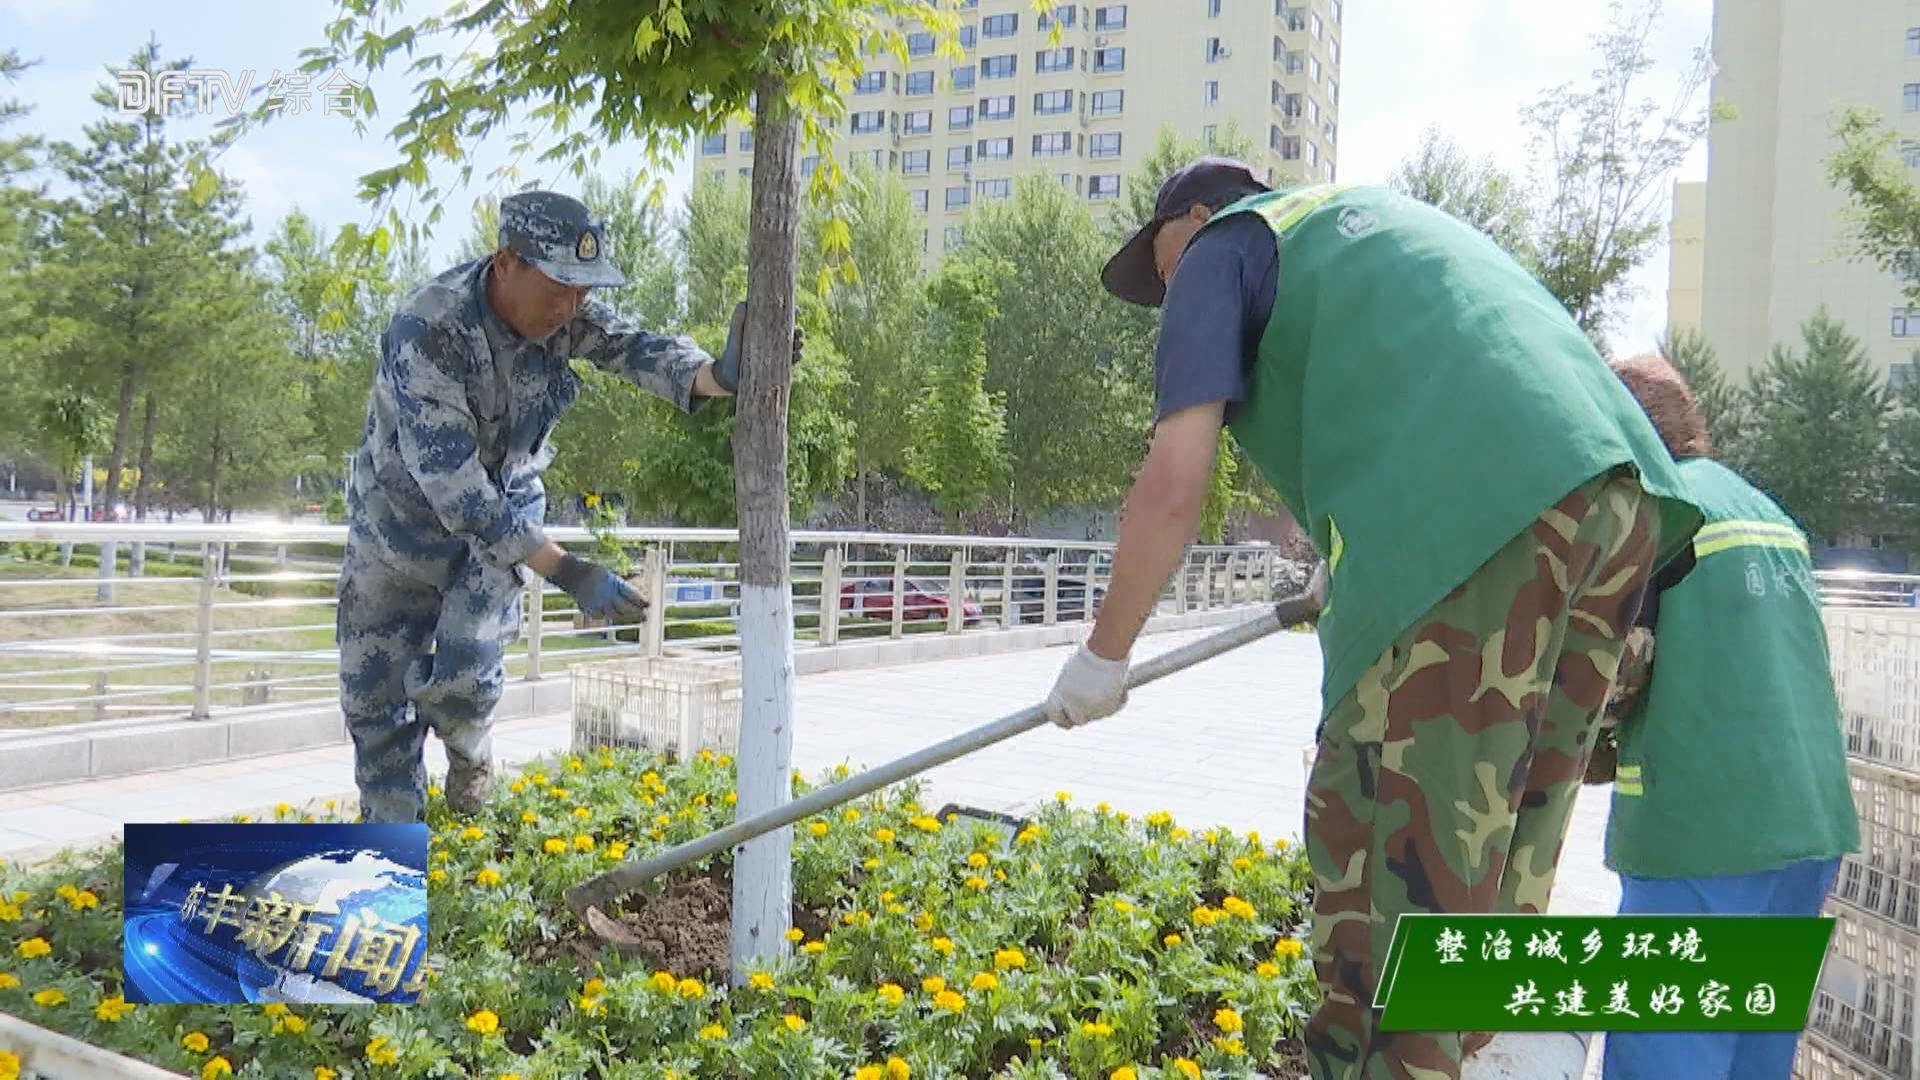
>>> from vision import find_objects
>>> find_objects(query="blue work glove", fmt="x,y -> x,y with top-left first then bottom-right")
550,553 -> 649,623
712,301 -> 805,394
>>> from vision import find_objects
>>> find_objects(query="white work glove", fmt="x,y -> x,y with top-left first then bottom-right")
1044,645 -> 1130,729
1306,560 -> 1329,619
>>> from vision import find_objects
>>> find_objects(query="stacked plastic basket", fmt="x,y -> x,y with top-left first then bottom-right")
1798,609 -> 1920,1078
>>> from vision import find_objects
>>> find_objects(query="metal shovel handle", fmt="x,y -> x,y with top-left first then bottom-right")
565,593 -> 1319,925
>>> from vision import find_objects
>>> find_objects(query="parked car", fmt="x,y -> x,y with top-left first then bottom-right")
840,577 -> 984,624
1010,555 -> 1107,624
25,507 -> 62,522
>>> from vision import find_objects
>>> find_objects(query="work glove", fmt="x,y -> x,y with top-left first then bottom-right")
1304,560 -> 1329,622
1044,645 -> 1130,730
550,553 -> 650,623
713,300 -> 806,394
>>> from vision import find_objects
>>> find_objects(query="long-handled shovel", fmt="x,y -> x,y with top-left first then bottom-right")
565,591 -> 1321,942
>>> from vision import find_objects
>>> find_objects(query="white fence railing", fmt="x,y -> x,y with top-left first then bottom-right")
0,523 -> 1298,732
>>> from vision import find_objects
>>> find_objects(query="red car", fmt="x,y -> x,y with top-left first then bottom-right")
840,578 -> 984,624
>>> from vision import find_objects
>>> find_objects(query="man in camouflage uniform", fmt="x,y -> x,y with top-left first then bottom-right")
1044,159 -> 1702,1079
339,191 -> 799,824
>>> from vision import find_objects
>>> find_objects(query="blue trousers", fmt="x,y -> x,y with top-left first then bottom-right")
1602,857 -> 1841,1080
336,542 -> 522,823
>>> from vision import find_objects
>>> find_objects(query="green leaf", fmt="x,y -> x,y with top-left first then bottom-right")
186,161 -> 220,207
632,17 -> 663,58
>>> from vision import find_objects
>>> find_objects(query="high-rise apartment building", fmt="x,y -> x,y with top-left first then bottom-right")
699,0 -> 1344,260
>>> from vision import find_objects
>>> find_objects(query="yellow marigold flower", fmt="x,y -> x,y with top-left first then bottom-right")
750,972 -> 775,991
677,977 -> 705,999
784,927 -> 806,943
1113,899 -> 1135,914
0,902 -> 20,922
782,1014 -> 807,1032
605,842 -> 629,861
202,1057 -> 233,1079
1214,1007 -> 1244,1033
842,807 -> 860,822
476,867 -> 503,887
572,807 -> 591,820
909,816 -> 942,833
803,941 -> 826,955
967,852 -> 989,869
1015,827 -> 1041,845
17,937 -> 50,959
510,780 -> 527,794
0,1050 -> 17,1080
521,811 -> 538,824
1081,1021 -> 1114,1037
1216,1038 -> 1245,1056
1171,828 -> 1191,841
550,787 -> 569,799
0,973 -> 17,989
324,799 -> 337,811
699,1023 -> 727,1040
724,791 -> 738,805
922,975 -> 947,994
933,989 -> 966,1013
1147,811 -> 1173,827
650,971 -> 678,993
183,1031 -> 211,1053
1222,896 -> 1257,920
1232,857 -> 1253,872
1055,791 -> 1072,802
1275,838 -> 1290,850
1257,962 -> 1281,979
885,1059 -> 911,1080
856,1068 -> 883,1080
95,995 -> 134,1022
314,1068 -> 338,1080
234,815 -> 252,823
542,837 -> 566,854
931,936 -> 955,955
278,1015 -> 309,1035
874,827 -> 897,844
1192,906 -> 1220,927
655,814 -> 674,828
573,834 -> 594,851
915,913 -> 935,932
275,802 -> 294,815
501,1074 -> 522,1080
263,1002 -> 289,1017
1172,1060 -> 1202,1079
963,875 -> 989,891
1164,933 -> 1183,946
32,988 -> 65,1007
1275,938 -> 1305,960
970,972 -> 998,991
428,869 -> 448,884
567,756 -> 583,772
994,947 -> 1027,970
578,995 -> 606,1016
55,884 -> 76,901
1111,1069 -> 1137,1080
878,982 -> 905,1005
466,1009 -> 500,1035
809,821 -> 829,837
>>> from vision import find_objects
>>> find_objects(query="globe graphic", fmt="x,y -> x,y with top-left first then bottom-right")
231,849 -> 429,1004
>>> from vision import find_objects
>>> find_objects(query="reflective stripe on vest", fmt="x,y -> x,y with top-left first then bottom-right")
1613,762 -> 1643,797
1693,519 -> 1808,560
1251,183 -> 1357,235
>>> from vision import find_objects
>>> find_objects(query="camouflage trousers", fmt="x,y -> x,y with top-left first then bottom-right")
1302,469 -> 1659,1080
336,541 -> 522,823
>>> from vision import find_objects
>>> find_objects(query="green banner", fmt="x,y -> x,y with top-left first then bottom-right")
1375,915 -> 1835,1032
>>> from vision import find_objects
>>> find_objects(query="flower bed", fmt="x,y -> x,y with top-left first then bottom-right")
0,751 -> 1316,1080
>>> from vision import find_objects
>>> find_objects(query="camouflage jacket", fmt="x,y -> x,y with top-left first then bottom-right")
345,258 -> 710,587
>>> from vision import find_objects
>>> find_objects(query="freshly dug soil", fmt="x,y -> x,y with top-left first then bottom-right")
575,870 -> 831,981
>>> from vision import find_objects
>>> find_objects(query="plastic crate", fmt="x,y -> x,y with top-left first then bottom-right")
1835,767 -> 1920,935
1828,610 -> 1920,776
570,656 -> 742,759
1802,902 -> 1919,1079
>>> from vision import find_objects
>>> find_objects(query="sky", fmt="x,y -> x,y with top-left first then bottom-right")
2,0 -> 1715,356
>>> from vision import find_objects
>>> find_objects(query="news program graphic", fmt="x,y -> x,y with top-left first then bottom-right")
122,823 -> 430,1005
1375,914 -> 1835,1033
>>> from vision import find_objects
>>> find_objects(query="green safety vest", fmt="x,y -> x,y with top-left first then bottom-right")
1605,458 -> 1859,878
1210,184 -> 1703,716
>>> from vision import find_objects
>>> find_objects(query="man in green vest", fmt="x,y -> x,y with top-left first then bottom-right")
1595,354 -> 1857,1080
1043,157 -> 1704,1080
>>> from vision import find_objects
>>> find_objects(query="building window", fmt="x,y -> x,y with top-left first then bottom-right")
947,145 -> 973,170
1038,47 -> 1076,73
907,71 -> 935,96
1036,89 -> 1073,114
946,186 -> 971,210
1904,142 -> 1920,168
1089,174 -> 1121,199
945,226 -> 966,249
1330,38 -> 1339,63
739,167 -> 751,178
1897,308 -> 1920,338
953,66 -> 976,91
983,54 -> 1017,79
1041,4 -> 1076,29
1203,124 -> 1217,147
1057,173 -> 1078,192
1908,27 -> 1920,55
849,148 -> 889,169
959,25 -> 977,49
982,95 -> 1015,121
984,13 -> 1017,37
1034,131 -> 1074,157
978,137 -> 1014,160
1090,131 -> 1122,158
1209,0 -> 1223,15
912,189 -> 930,213
855,71 -> 886,95
976,178 -> 1012,199
950,105 -> 974,129
1908,84 -> 1920,112
1281,135 -> 1301,159
1280,91 -> 1301,118
1332,0 -> 1343,22
1095,5 -> 1127,30
1310,56 -> 1322,83
1305,141 -> 1318,166
739,130 -> 754,152
851,110 -> 886,134
909,31 -> 935,57
1095,47 -> 1125,72
1307,98 -> 1320,124
904,149 -> 931,174
1323,159 -> 1335,181
1312,12 -> 1323,38
1204,80 -> 1220,105
1091,89 -> 1124,116
702,132 -> 727,155
1207,38 -> 1227,62
904,110 -> 933,135
1327,76 -> 1338,104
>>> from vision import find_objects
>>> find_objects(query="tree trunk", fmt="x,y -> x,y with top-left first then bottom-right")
134,392 -> 157,521
105,362 -> 136,516
856,455 -> 868,527
205,439 -> 221,525
729,72 -> 802,986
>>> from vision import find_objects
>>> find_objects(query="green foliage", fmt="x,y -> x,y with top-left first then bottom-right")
906,259 -> 1011,525
1829,105 -> 1920,309
1739,309 -> 1888,543
583,172 -> 684,331
1388,128 -> 1534,258
681,173 -> 754,331
1655,327 -> 1748,460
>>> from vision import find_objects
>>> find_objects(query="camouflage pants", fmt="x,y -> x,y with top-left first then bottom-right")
336,541 -> 522,823
1302,469 -> 1659,1080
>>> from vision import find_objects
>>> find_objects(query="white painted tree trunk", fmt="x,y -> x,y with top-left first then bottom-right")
729,584 -> 796,976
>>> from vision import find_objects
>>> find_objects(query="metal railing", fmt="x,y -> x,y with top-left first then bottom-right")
0,522 -> 1294,732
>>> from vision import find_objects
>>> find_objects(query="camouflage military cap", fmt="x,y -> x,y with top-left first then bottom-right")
497,191 -> 626,288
